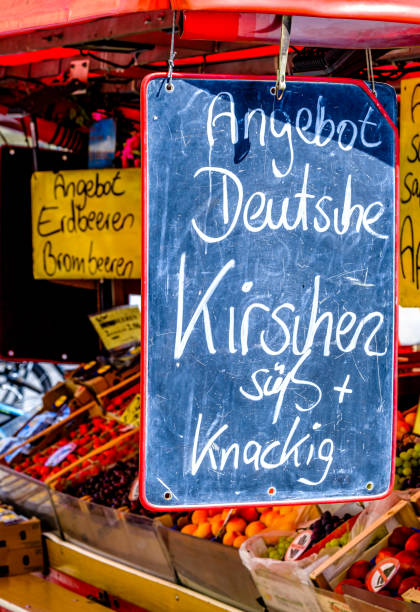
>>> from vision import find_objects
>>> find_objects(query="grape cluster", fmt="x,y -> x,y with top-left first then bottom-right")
265,535 -> 295,560
395,442 -> 420,490
323,530 -> 350,548
309,511 -> 352,545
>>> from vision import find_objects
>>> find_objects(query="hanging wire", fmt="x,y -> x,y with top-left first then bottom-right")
166,11 -> 177,92
365,48 -> 376,96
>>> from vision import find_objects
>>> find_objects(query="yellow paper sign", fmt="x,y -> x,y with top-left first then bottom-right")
31,168 -> 141,279
400,78 -> 420,305
89,306 -> 140,351
413,397 -> 420,435
121,394 -> 141,426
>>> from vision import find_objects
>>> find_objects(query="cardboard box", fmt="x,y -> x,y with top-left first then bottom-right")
0,545 -> 43,576
0,517 -> 41,549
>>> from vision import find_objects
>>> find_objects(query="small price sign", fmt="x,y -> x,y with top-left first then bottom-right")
121,394 -> 141,427
366,557 -> 400,592
284,530 -> 312,561
89,305 -> 140,351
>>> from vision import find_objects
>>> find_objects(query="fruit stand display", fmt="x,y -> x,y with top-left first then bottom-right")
0,353 -> 419,610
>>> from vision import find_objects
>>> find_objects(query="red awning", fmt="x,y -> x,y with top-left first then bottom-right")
181,11 -> 420,49
173,0 -> 420,24
0,1 -> 169,37
0,0 -> 419,50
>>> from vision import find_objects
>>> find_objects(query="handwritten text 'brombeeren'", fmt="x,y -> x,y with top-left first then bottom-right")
35,171 -> 135,277
191,93 -> 387,243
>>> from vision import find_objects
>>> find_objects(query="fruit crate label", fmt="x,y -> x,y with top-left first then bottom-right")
89,305 -> 140,351
285,530 -> 312,561
402,587 -> 420,603
45,442 -> 77,467
365,557 -> 400,592
121,394 -> 141,427
141,75 -> 397,509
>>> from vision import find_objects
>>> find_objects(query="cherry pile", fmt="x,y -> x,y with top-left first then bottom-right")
65,458 -> 143,512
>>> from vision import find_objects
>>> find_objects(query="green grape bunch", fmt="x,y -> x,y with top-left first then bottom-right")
394,442 -> 420,490
264,535 -> 295,560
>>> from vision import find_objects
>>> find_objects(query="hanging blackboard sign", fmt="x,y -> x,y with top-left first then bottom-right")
141,75 -> 397,509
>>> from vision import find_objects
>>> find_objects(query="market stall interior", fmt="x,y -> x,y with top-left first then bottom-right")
0,1 -> 419,611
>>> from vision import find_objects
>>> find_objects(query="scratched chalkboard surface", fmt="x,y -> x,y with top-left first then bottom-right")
141,76 -> 397,509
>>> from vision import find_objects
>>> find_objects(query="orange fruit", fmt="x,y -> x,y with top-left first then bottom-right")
245,520 -> 266,537
181,524 -> 198,535
233,534 -> 248,548
195,522 -> 212,538
191,509 -> 208,524
226,517 -> 247,533
223,530 -> 240,546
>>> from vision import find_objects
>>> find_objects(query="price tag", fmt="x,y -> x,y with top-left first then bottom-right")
121,394 -> 141,426
89,305 -> 140,351
284,530 -> 312,561
45,442 -> 77,467
365,557 -> 400,592
413,397 -> 420,435
402,587 -> 420,603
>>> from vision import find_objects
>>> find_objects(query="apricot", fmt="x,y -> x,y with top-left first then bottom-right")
211,518 -> 225,537
208,512 -> 223,524
207,508 -> 221,518
181,524 -> 198,535
191,509 -> 208,525
233,534 -> 248,548
195,522 -> 212,538
270,515 -> 297,531
223,530 -> 240,546
245,520 -> 266,537
221,508 -> 234,520
260,510 -> 278,527
226,517 -> 247,533
238,507 -> 259,522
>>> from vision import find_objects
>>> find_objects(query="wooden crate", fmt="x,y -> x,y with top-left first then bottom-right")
0,373 -> 139,464
310,499 -> 420,590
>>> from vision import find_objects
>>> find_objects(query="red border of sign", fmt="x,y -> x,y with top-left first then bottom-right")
140,72 -> 399,511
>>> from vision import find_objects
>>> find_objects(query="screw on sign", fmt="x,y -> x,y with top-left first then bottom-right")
284,530 -> 312,561
365,557 -> 400,592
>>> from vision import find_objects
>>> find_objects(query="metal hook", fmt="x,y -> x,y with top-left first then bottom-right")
365,48 -> 376,97
273,15 -> 292,100
166,11 -> 177,92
